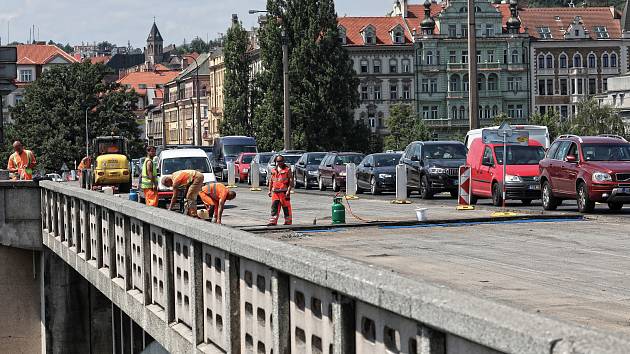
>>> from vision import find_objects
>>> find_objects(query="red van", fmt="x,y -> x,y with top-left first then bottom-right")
467,138 -> 546,206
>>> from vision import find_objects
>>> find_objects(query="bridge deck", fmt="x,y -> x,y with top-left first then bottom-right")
264,217 -> 630,337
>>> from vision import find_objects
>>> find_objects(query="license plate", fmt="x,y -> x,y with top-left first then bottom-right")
529,184 -> 541,190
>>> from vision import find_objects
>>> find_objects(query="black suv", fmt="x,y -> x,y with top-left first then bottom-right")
400,141 -> 467,199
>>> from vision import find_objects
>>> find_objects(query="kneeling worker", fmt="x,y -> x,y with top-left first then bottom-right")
199,182 -> 236,224
161,170 -> 205,217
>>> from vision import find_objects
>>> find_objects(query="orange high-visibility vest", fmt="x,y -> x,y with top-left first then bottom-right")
271,166 -> 291,192
202,182 -> 229,202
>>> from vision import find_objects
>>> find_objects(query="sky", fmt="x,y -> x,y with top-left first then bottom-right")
1,0 -> 391,48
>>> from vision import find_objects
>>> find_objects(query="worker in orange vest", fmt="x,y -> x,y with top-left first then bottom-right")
161,170 -> 205,217
199,182 -> 236,224
7,140 -> 37,180
78,155 -> 91,177
267,155 -> 293,226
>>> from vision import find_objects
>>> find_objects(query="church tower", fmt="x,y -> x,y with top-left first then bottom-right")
145,21 -> 164,65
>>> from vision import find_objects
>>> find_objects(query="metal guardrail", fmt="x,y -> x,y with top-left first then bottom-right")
39,181 -> 630,354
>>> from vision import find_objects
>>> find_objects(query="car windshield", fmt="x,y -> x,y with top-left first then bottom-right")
582,144 -> 630,161
224,145 -> 257,157
373,154 -> 402,167
242,155 -> 254,164
423,145 -> 466,160
307,154 -> 326,165
162,157 -> 211,175
494,146 -> 545,165
335,155 -> 363,165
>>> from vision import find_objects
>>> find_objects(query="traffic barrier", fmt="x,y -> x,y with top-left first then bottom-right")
345,163 -> 358,200
227,162 -> 237,188
392,164 -> 411,204
250,161 -> 261,191
457,165 -> 474,211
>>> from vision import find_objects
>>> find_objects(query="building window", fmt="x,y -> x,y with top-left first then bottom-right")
603,78 -> 608,91
559,54 -> 567,69
449,50 -> 457,63
577,78 -> 583,94
492,105 -> 498,117
593,26 -> 610,39
507,77 -> 516,91
546,79 -> 554,95
390,84 -> 398,100
459,106 -> 466,120
374,85 -> 382,100
508,104 -> 515,118
462,50 -> 468,64
338,27 -> 347,44
538,26 -> 552,39
449,74 -> 460,91
364,28 -> 375,45
538,54 -> 545,69
361,85 -> 368,100
588,53 -> 596,68
403,84 -> 410,100
485,24 -> 494,37
602,53 -> 609,68
431,106 -> 438,119
422,106 -> 430,119
487,74 -> 497,91
429,79 -> 437,93
373,59 -> 381,73
425,51 -> 433,66
516,105 -> 523,119
546,54 -> 554,68
463,75 -> 469,91
19,69 -> 33,82
451,106 -> 458,119
538,79 -> 545,95
421,79 -> 429,93
390,59 -> 398,73
477,74 -> 485,91
560,78 -> 568,95
393,30 -> 404,44
448,24 -> 457,37
573,53 -> 582,68
511,50 -> 519,64
588,78 -> 596,95
476,50 -> 481,63
402,59 -> 410,73
461,26 -> 468,37
488,50 -> 494,62
360,60 -> 369,73
611,53 -> 618,68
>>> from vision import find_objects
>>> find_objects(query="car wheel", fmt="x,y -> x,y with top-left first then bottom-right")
542,181 -> 558,211
608,202 -> 624,211
470,195 -> 478,205
419,175 -> 433,200
370,177 -> 380,195
293,173 -> 299,188
318,177 -> 326,191
577,182 -> 595,213
333,176 -> 341,192
304,175 -> 312,190
450,190 -> 458,198
492,182 -> 503,207
521,199 -> 533,206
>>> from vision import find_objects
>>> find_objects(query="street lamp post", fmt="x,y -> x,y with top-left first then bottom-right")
467,0 -> 479,130
249,9 -> 292,150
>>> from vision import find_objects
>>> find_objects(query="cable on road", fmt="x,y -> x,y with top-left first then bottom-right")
336,191 -> 377,223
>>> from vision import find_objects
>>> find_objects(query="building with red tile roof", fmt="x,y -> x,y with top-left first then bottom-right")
89,55 -> 111,65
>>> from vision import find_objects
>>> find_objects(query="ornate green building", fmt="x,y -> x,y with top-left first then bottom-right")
414,0 -> 530,138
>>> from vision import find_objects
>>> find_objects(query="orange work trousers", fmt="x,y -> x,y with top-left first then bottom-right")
269,192 -> 292,225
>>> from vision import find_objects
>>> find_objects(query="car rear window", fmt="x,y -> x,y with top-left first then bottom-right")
582,144 -> 630,161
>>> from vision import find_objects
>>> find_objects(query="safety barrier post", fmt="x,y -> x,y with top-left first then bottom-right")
250,161 -> 261,191
345,163 -> 358,200
457,165 -> 475,211
392,164 -> 411,204
227,162 -> 237,188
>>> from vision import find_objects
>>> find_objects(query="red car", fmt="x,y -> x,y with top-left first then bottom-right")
468,138 -> 545,206
234,153 -> 257,183
539,135 -> 630,213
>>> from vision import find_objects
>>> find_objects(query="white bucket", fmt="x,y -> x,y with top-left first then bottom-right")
102,187 -> 114,195
415,208 -> 428,222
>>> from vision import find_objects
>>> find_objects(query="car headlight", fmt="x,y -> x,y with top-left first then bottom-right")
339,172 -> 347,177
429,167 -> 445,174
505,175 -> 523,183
378,173 -> 392,179
592,172 -> 612,182
308,170 -> 319,176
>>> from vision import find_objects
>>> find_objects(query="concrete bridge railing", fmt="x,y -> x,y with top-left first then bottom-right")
39,181 -> 630,354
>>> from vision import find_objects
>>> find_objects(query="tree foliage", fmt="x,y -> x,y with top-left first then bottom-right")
383,104 -> 431,151
96,41 -> 115,53
220,21 -> 253,136
1,62 -> 142,173
254,0 -> 367,152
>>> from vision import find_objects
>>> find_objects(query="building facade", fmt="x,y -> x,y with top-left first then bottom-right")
596,74 -> 630,127
522,6 -> 630,119
413,0 -> 530,138
208,51 -> 225,145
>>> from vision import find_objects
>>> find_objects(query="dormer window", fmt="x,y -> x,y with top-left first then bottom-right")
362,26 -> 376,45
390,25 -> 405,44
593,26 -> 609,39
538,27 -> 552,39
338,26 -> 347,44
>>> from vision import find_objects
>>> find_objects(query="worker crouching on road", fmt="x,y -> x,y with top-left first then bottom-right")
141,146 -> 159,207
161,170 -> 205,217
7,140 -> 37,180
199,182 -> 236,224
267,154 -> 293,226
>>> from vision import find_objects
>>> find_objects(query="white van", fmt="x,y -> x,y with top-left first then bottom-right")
139,148 -> 216,204
465,125 -> 550,149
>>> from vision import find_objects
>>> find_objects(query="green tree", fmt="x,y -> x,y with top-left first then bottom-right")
383,104 -> 431,151
220,20 -> 252,137
96,41 -> 115,53
566,98 -> 627,137
530,109 -> 563,141
2,62 -> 141,173
490,112 -> 511,127
190,37 -> 210,54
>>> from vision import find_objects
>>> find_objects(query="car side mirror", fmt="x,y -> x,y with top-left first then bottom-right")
234,161 -> 240,165
326,164 -> 333,168
566,155 -> 577,163
410,156 -> 419,162
363,163 -> 371,168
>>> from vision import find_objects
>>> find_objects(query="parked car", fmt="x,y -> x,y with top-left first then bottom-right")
139,148 -> 216,205
211,136 -> 257,180
234,152 -> 257,183
266,152 -> 304,185
318,152 -> 364,192
294,152 -> 327,189
356,153 -> 402,195
400,141 -> 467,199
247,152 -> 274,185
465,125 -> 551,149
467,138 -> 545,206
539,135 -> 630,213
46,173 -> 63,182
